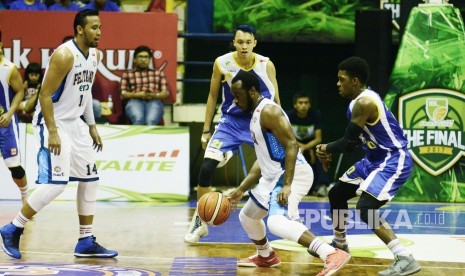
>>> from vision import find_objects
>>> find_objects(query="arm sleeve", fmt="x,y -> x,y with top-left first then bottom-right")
82,95 -> 96,126
326,122 -> 363,154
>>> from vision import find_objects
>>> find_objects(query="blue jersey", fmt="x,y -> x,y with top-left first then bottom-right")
215,52 -> 275,117
347,89 -> 408,161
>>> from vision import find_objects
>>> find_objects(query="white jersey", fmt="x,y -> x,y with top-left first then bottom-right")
250,98 -> 306,179
33,40 -> 98,125
216,52 -> 276,116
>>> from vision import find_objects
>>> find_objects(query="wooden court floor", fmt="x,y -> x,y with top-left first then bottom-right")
0,200 -> 464,275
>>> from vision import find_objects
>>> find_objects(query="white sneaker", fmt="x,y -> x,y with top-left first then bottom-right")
184,214 -> 208,244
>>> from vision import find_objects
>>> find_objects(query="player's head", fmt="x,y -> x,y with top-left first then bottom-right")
337,56 -> 369,99
25,62 -> 43,84
74,9 -> 101,47
293,92 -> 311,115
233,25 -> 257,58
231,71 -> 261,112
133,45 -> 152,70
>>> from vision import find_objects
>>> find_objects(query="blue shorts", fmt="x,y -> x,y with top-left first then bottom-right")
0,116 -> 21,167
204,113 -> 253,163
339,149 -> 413,201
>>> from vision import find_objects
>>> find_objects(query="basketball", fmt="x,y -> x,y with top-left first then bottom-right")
198,192 -> 231,226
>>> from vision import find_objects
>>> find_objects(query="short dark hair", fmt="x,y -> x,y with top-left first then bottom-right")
74,9 -> 99,35
133,45 -> 152,58
293,92 -> 311,104
338,56 -> 370,84
232,71 -> 261,93
24,62 -> 43,82
234,25 -> 256,38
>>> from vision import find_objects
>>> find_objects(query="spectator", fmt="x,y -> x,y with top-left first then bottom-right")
120,45 -> 168,125
49,0 -> 80,11
287,92 -> 331,197
9,0 -> 47,10
17,62 -> 42,122
82,0 -> 120,12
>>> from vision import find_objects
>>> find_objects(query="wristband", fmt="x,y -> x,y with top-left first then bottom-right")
202,130 -> 211,134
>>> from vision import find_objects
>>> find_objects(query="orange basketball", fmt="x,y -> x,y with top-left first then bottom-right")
198,192 -> 231,226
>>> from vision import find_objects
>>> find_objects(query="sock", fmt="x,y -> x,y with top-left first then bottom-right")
19,185 -> 29,200
256,241 -> 272,257
387,239 -> 409,256
310,238 -> 336,261
333,229 -> 347,246
79,225 -> 93,238
12,212 -> 29,228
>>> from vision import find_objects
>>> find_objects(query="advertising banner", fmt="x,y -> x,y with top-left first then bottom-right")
385,3 -> 465,202
1,124 -> 189,202
0,11 -> 177,103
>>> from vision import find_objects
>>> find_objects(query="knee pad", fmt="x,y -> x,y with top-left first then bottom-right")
356,192 -> 387,229
9,166 -> 25,180
77,181 -> 98,216
28,184 -> 66,212
267,215 -> 307,243
239,208 -> 266,241
198,158 -> 220,187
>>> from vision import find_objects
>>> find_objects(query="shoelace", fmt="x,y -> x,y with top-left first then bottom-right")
89,237 -> 106,252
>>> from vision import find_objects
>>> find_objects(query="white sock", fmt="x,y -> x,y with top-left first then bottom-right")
310,238 -> 336,261
19,185 -> 29,200
387,239 -> 409,256
333,229 -> 347,246
79,225 -> 93,238
256,241 -> 272,257
12,212 -> 29,228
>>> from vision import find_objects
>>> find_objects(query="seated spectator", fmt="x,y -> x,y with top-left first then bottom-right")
17,62 -> 42,122
9,0 -> 47,10
120,45 -> 169,125
82,0 -> 120,12
48,0 -> 80,11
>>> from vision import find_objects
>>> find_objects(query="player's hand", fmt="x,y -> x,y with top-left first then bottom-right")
89,126 -> 103,152
316,144 -> 330,159
278,185 -> 291,206
0,112 -> 13,127
226,188 -> 244,212
48,131 -> 61,156
200,132 -> 212,150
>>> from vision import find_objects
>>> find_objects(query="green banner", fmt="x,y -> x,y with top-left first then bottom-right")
385,3 -> 465,202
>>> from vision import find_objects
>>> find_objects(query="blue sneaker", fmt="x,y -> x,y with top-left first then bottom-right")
0,223 -> 24,259
74,236 -> 118,258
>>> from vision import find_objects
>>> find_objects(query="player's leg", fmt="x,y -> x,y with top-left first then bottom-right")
0,121 -> 29,203
267,164 -> 350,275
71,119 -> 117,258
0,125 -> 70,259
185,114 -> 250,243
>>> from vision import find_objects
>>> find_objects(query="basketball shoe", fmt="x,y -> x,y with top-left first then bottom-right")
74,236 -> 118,258
317,249 -> 351,276
378,254 -> 421,276
238,250 -> 281,267
308,239 -> 349,258
0,223 -> 24,259
184,214 -> 208,243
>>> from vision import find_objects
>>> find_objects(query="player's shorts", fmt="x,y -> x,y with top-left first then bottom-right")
33,118 -> 99,184
339,148 -> 413,201
0,116 -> 21,167
204,113 -> 253,165
249,163 -> 313,220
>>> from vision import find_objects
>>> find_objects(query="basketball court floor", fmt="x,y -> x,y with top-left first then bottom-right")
0,198 -> 464,275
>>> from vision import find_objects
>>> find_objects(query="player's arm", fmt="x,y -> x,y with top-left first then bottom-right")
24,86 -> 39,113
266,60 -> 280,106
201,61 -> 222,149
318,97 -> 376,155
228,160 -> 261,210
261,105 -> 299,205
0,66 -> 24,127
39,47 -> 73,155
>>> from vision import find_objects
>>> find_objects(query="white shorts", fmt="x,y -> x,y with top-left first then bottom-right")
34,119 -> 99,184
249,163 -> 313,219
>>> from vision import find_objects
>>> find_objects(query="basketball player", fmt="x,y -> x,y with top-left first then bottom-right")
315,57 -> 421,275
0,41 -> 29,204
185,25 -> 280,243
0,9 -> 117,259
228,71 -> 350,276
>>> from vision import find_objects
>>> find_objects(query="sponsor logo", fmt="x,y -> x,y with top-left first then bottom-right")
96,150 -> 180,172
399,89 -> 465,175
10,148 -> 17,156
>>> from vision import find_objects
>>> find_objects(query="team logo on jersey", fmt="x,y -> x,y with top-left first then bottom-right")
10,148 -> 17,156
0,263 -> 160,275
399,89 -> 465,176
54,166 -> 62,173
